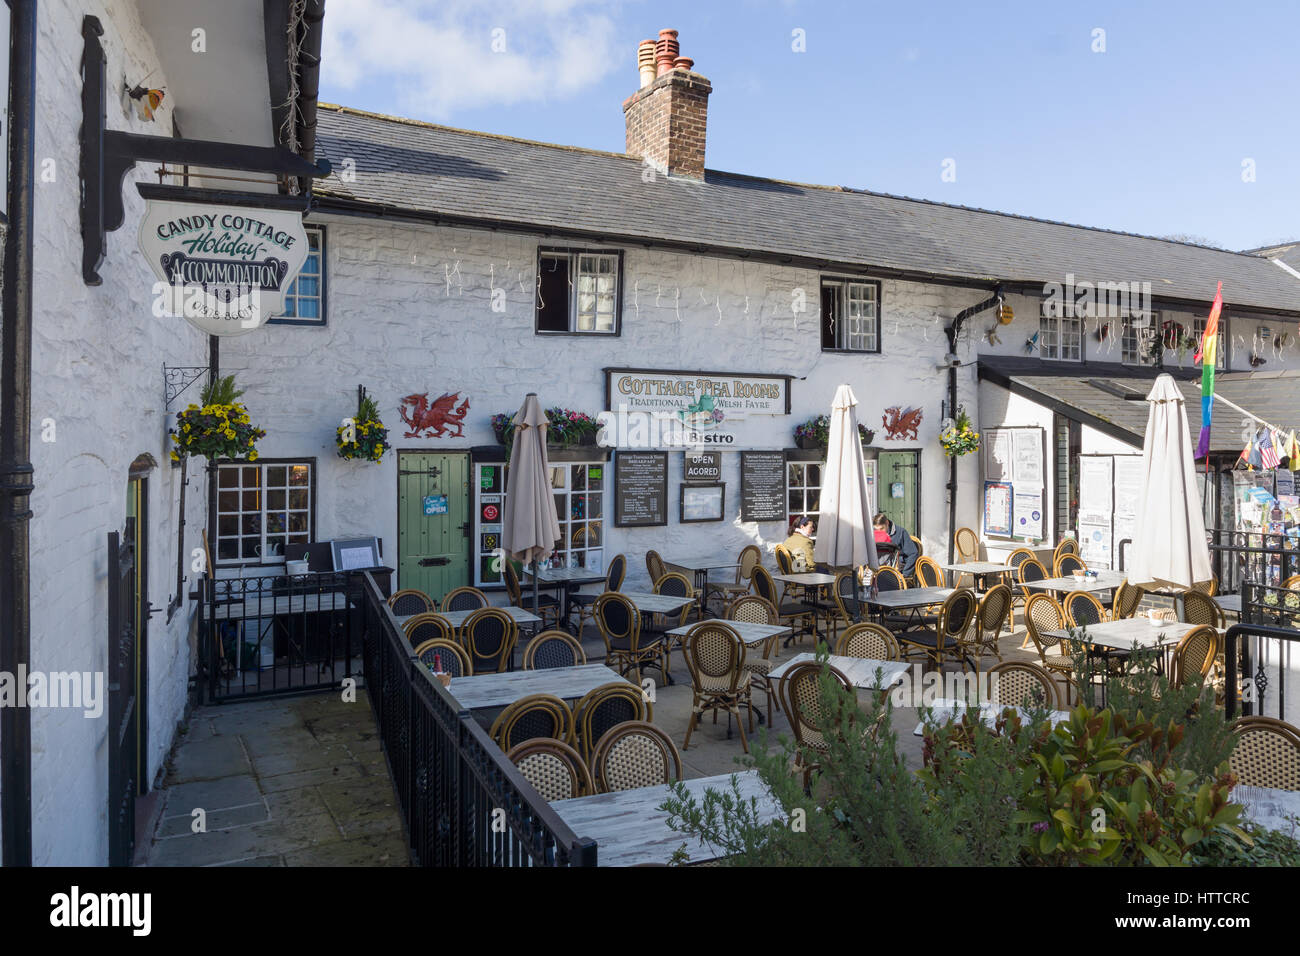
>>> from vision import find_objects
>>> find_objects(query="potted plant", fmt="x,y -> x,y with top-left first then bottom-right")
336,386 -> 389,463
939,407 -> 980,458
170,374 -> 266,464
492,408 -> 600,460
793,415 -> 873,449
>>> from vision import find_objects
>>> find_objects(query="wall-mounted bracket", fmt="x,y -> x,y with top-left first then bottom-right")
80,16 -> 332,285
164,364 -> 210,409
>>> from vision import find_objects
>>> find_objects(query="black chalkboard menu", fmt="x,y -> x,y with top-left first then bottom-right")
740,451 -> 787,523
614,451 -> 668,527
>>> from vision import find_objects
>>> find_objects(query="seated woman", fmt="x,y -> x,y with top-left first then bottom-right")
783,515 -> 818,572
873,513 -> 919,578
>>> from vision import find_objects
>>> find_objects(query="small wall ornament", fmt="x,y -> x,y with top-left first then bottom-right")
400,392 -> 469,438
337,386 -> 388,463
881,406 -> 923,441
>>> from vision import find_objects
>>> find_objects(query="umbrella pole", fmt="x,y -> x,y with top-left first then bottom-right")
531,558 -> 540,614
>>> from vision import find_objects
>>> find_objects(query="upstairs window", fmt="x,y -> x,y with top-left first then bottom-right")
1120,312 -> 1159,366
821,277 -> 881,352
270,225 -> 325,326
536,249 -> 621,334
1039,304 -> 1082,362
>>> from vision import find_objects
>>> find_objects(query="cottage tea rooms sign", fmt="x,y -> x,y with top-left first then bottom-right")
139,200 -> 312,335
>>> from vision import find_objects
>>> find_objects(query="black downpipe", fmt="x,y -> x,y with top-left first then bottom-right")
944,289 -> 1003,565
1,0 -> 38,868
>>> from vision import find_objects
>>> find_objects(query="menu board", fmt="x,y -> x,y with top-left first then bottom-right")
983,481 -> 1013,536
614,451 -> 668,527
982,427 -> 1044,538
740,451 -> 787,523
1012,490 -> 1044,539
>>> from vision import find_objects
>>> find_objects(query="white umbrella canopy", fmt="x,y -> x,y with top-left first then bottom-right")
1127,374 -> 1214,590
501,394 -> 561,567
813,385 -> 880,573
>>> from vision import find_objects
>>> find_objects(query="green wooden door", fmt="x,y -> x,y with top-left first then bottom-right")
877,451 -> 920,537
398,452 -> 470,601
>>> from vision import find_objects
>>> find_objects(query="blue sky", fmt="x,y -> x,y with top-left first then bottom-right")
320,0 -> 1300,252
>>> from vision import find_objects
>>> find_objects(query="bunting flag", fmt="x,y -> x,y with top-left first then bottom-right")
1249,433 -> 1263,469
1194,281 -> 1223,460
1287,430 -> 1300,464
1260,428 -> 1280,469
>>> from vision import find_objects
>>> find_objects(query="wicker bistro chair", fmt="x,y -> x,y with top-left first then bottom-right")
1053,536 -> 1079,563
726,594 -> 782,723
835,622 -> 900,661
751,565 -> 817,648
1111,581 -> 1145,620
1023,593 -> 1074,701
652,571 -> 695,632
507,738 -> 594,801
413,638 -> 472,678
707,544 -> 762,612
1228,717 -> 1300,790
778,661 -> 856,787
388,589 -> 436,617
828,569 -> 867,641
522,630 -> 587,670
1063,590 -> 1106,628
503,561 -> 561,629
489,693 -> 574,750
952,527 -> 980,588
1169,625 -> 1220,689
442,586 -> 489,612
1181,588 -> 1226,630
461,607 -> 518,674
915,556 -> 944,589
403,612 -> 455,649
681,621 -> 752,751
897,589 -> 979,671
972,584 -> 1012,665
1054,553 -> 1086,578
1192,576 -> 1220,597
569,553 -> 626,635
572,681 -> 648,762
590,720 -> 683,794
594,591 -> 667,686
870,565 -> 926,632
645,550 -> 667,587
987,660 -> 1060,711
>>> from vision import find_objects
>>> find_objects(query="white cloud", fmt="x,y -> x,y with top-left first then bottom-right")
321,0 -> 624,119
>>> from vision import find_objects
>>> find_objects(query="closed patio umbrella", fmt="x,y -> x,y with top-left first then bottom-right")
501,394 -> 562,614
1127,374 -> 1213,591
814,385 -> 880,619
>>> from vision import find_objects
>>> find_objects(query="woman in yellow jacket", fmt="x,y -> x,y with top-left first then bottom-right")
782,515 -> 818,572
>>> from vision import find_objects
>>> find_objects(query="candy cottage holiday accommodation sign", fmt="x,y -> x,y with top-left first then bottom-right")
138,200 -> 312,335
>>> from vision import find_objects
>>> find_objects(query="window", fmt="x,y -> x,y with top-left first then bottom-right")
270,225 -> 325,325
788,456 -> 878,537
821,277 -> 881,352
535,249 -> 621,334
472,460 -> 605,586
1192,312 -> 1227,370
1120,312 -> 1158,366
1039,305 -> 1082,362
215,462 -> 313,563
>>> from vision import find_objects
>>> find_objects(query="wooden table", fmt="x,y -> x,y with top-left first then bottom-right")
1043,618 -> 1198,653
665,619 -> 791,650
1033,571 -> 1127,594
396,604 -> 541,631
620,591 -> 695,616
1233,785 -> 1300,834
551,770 -> 782,866
940,561 -> 1010,589
772,572 -> 840,642
913,698 -> 1071,736
442,663 -> 630,710
865,586 -> 953,630
767,652 -> 910,692
666,557 -> 741,618
524,566 -> 608,630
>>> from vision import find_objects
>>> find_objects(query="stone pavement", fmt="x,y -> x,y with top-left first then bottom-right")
141,690 -> 409,866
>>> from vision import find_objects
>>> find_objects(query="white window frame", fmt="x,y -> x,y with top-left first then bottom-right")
270,225 -> 325,326
1039,305 -> 1083,362
821,277 -> 881,352
787,460 -> 823,535
1120,311 -> 1159,367
536,249 -> 621,334
215,461 -> 313,565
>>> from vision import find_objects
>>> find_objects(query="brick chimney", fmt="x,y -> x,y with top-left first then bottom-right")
623,31 -> 711,180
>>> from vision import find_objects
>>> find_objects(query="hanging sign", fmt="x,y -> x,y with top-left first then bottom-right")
423,495 -> 448,515
138,200 -> 311,335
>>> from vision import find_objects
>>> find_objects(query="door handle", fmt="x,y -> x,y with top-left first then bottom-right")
419,557 -> 450,567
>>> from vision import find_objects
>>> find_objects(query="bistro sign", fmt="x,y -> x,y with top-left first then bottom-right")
138,200 -> 312,335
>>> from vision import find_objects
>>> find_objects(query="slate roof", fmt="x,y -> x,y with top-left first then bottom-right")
979,357 -> 1300,453
313,104 -> 1300,315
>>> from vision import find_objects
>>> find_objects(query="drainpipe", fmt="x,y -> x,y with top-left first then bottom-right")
0,0 -> 38,868
944,288 -> 1003,565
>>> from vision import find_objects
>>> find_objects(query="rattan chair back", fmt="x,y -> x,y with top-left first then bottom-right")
988,660 -> 1059,710
835,622 -> 899,661
1063,590 -> 1105,628
1191,576 -> 1219,596
413,638 -> 471,677
1024,593 -> 1068,656
977,583 -> 1012,638
403,612 -> 454,648
726,594 -> 779,625
773,545 -> 795,575
605,553 -> 627,591
645,549 -> 666,585
522,630 -> 587,669
1111,581 -> 1145,619
1019,558 -> 1048,588
462,607 -> 518,673
1228,717 -> 1300,790
954,527 -> 979,563
915,556 -> 944,589
874,565 -> 906,592
389,589 -> 436,617
573,681 -> 648,760
1006,547 -> 1035,572
682,621 -> 746,696
1170,625 -> 1219,688
939,589 -> 978,641
779,661 -> 853,755
750,565 -> 779,604
507,738 -> 593,801
1181,589 -> 1225,629
443,586 -> 489,612
490,693 -> 573,750
503,561 -> 523,605
1054,553 -> 1086,577
590,720 -> 682,793
1053,537 -> 1079,563
735,544 -> 762,584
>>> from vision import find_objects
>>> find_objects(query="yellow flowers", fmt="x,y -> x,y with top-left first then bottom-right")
248,451 -> 259,462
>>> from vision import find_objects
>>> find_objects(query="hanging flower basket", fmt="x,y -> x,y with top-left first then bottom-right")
491,408 -> 600,460
336,386 -> 389,463
939,408 -> 980,458
170,374 -> 266,464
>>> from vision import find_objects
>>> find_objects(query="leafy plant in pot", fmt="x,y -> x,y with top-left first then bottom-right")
793,414 -> 873,450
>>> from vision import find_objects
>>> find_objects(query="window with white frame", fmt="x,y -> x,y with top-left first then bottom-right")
1120,312 -> 1159,366
271,225 -> 324,325
788,456 -> 877,537
216,462 -> 313,563
536,249 -> 621,334
1192,312 -> 1227,370
821,277 -> 881,352
1039,305 -> 1083,362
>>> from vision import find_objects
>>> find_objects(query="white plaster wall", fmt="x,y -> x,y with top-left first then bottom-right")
221,216 -> 980,592
1081,426 -> 1140,456
25,0 -> 208,864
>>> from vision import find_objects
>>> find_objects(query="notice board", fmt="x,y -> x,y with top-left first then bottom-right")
740,451 -> 787,523
614,451 -> 668,527
981,427 -> 1045,539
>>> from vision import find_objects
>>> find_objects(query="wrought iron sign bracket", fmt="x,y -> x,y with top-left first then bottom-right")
164,364 -> 210,409
79,15 -> 332,285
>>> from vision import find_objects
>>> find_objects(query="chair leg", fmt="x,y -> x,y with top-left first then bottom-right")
732,702 -> 749,753
683,697 -> 702,750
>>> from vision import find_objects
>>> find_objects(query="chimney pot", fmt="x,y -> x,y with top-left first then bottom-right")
624,33 -> 710,180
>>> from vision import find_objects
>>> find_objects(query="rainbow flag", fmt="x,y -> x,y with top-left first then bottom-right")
1194,281 -> 1223,459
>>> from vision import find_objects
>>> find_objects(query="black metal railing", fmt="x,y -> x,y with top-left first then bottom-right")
358,571 -> 596,867
1208,528 -> 1299,597
197,569 -> 383,702
1224,613 -> 1300,722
